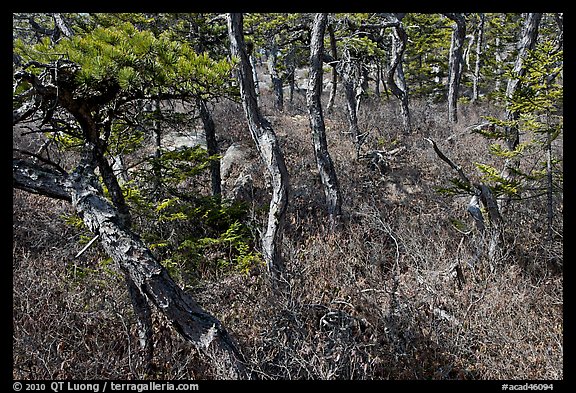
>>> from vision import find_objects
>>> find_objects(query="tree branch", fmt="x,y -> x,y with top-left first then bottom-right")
425,137 -> 472,188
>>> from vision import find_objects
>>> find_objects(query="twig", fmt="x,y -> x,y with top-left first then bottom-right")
75,235 -> 100,259
424,137 -> 472,187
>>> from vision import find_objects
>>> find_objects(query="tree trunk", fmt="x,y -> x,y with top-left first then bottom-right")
124,275 -> 154,374
504,13 -> 542,151
326,23 -> 338,113
52,13 -> 73,38
445,13 -> 466,123
374,62 -> 381,97
340,54 -> 360,143
500,13 -> 542,212
197,97 -> 222,196
379,60 -> 390,99
249,55 -> 260,103
286,49 -> 296,104
227,13 -> 290,276
385,16 -> 411,133
268,40 -> 284,112
13,155 -> 251,379
355,64 -> 369,114
494,36 -> 503,91
472,14 -> 485,103
307,13 -> 343,227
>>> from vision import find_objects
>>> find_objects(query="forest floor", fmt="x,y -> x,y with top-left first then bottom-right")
12,85 -> 563,380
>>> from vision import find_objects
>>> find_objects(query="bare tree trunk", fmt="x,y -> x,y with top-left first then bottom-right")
500,13 -> 542,212
340,53 -> 360,143
124,275 -> 154,374
472,14 -> 485,103
504,13 -> 542,151
374,62 -> 381,97
249,56 -> 260,103
13,155 -> 251,379
268,40 -> 284,112
151,99 -> 162,198
227,13 -> 290,276
197,97 -> 222,196
445,13 -> 466,123
494,36 -> 503,91
355,64 -> 369,114
326,23 -> 338,113
286,48 -> 296,104
379,60 -> 390,99
52,13 -> 73,38
307,13 -> 343,227
386,21 -> 411,133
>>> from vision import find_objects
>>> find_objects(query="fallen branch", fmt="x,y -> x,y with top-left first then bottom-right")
74,235 -> 100,258
424,137 -> 472,188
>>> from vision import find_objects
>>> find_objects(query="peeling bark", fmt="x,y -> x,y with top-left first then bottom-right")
500,13 -> 542,213
227,13 -> 290,275
307,13 -> 342,226
385,17 -> 411,133
326,23 -> 339,113
445,13 -> 466,123
13,153 -> 251,379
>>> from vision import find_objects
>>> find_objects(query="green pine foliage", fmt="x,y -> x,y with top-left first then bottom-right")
403,13 -> 453,98
150,194 -> 262,284
14,21 -> 236,99
476,39 -> 563,200
14,15 -> 258,285
130,147 -> 263,284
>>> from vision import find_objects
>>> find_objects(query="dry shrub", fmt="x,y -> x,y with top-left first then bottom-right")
13,91 -> 562,380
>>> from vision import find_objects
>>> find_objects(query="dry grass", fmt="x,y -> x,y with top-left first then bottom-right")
13,90 -> 563,380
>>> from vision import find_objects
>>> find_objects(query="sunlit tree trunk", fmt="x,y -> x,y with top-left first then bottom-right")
307,13 -> 342,227
445,13 -> 466,123
227,13 -> 290,276
326,23 -> 339,113
386,18 -> 411,133
13,154 -> 251,379
472,13 -> 485,103
500,13 -> 542,212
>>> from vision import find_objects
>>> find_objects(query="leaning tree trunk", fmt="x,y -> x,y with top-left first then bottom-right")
227,13 -> 290,276
500,13 -> 542,212
426,138 -> 503,266
14,65 -> 156,368
445,13 -> 466,123
13,153 -> 251,379
307,13 -> 343,227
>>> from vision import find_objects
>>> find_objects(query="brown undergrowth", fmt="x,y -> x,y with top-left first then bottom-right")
13,91 -> 563,380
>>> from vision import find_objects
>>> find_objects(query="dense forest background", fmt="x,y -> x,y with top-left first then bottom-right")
12,13 -> 563,380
